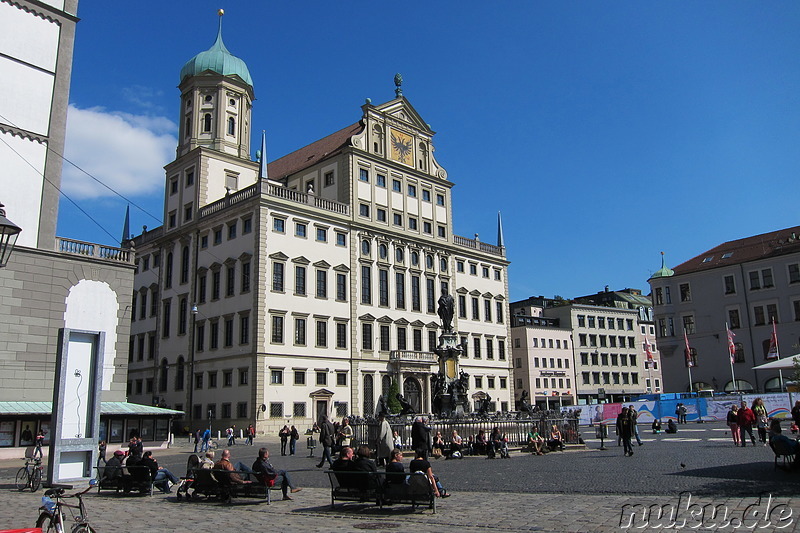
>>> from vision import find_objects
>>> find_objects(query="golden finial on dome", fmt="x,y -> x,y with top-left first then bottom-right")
218,8 -> 224,16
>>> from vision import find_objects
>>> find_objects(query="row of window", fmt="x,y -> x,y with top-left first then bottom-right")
192,402 -> 250,421
456,294 -> 505,324
265,401 -> 348,419
654,264 -> 800,305
578,334 -> 637,349
269,369 -> 348,387
360,240 -> 448,272
272,262 -> 348,301
358,203 -> 448,238
659,300 -> 789,338
581,371 -> 640,386
272,216 -> 347,246
194,314 -> 250,348
269,316 -> 348,349
474,375 -> 508,389
357,168 -> 445,205
534,377 -> 572,389
578,352 -> 641,368
576,315 -> 634,330
358,322 -> 506,359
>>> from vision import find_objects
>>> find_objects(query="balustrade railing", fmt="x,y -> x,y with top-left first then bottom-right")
56,237 -> 133,264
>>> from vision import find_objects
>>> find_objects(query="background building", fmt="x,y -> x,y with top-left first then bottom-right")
649,227 -> 800,393
128,22 -> 513,434
0,0 -> 177,458
512,292 -> 661,404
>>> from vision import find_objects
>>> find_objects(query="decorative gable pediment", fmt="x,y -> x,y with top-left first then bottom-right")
292,255 -> 310,265
269,251 -> 289,261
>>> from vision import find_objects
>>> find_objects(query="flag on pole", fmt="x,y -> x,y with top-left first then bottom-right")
726,324 -> 736,365
684,329 -> 694,367
767,318 -> 780,360
644,334 -> 654,368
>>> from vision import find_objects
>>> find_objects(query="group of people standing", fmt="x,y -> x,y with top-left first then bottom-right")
726,398 -> 771,447
616,405 -> 643,457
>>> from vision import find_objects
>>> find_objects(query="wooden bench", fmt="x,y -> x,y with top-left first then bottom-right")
95,465 -> 155,496
187,468 -> 278,504
325,471 -> 436,513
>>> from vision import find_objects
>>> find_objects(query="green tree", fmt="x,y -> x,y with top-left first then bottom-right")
387,379 -> 401,413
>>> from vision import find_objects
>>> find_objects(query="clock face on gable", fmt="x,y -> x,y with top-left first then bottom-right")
390,129 -> 413,166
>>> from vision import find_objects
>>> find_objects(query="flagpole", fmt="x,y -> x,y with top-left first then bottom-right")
727,322 -> 737,393
684,328 -> 694,394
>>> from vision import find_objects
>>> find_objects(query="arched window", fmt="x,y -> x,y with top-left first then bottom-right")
411,251 -> 419,266
363,374 -> 374,416
440,258 -> 447,272
185,117 -> 191,138
361,239 -> 371,256
159,358 -> 168,392
418,142 -> 428,171
734,342 -> 745,363
426,254 -> 434,269
764,377 -> 784,393
227,117 -> 236,136
382,375 -> 392,398
395,248 -> 404,263
372,124 -> 384,155
180,246 -> 190,284
203,113 -> 212,132
175,356 -> 185,391
379,244 -> 388,260
724,379 -> 754,393
403,377 -> 421,413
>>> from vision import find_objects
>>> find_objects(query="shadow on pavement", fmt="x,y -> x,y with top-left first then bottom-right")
667,461 -> 800,496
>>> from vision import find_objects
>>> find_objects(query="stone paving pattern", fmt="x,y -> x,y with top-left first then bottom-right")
1,422 -> 798,532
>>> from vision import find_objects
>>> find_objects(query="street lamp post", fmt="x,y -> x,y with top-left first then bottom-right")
0,203 -> 22,268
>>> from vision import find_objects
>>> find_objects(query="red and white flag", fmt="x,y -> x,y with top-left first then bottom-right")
726,324 -> 736,365
767,318 -> 780,360
644,334 -> 654,368
684,329 -> 694,367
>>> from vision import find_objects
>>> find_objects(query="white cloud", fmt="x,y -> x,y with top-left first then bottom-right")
62,105 -> 176,199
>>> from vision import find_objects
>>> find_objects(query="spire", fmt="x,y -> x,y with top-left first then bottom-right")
258,130 -> 268,179
649,251 -> 675,280
497,211 -> 505,248
121,205 -> 130,246
213,8 -> 230,54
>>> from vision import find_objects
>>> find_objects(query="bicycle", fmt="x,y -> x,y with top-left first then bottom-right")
15,458 -> 43,492
36,481 -> 97,533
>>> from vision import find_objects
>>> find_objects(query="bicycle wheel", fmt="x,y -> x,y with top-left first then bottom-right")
35,512 -> 57,533
31,468 -> 42,492
72,524 -> 97,533
15,467 -> 29,491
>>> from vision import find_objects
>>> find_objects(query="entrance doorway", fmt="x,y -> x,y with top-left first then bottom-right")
316,400 -> 328,422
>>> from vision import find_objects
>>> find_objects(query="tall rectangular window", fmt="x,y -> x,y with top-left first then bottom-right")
362,323 -> 373,350
272,315 -> 284,343
486,338 -> 494,359
178,297 -> 187,335
162,300 -> 171,338
224,318 -> 233,347
316,269 -> 327,298
241,262 -> 250,293
295,266 -> 306,296
458,295 -> 467,318
240,315 -> 249,344
380,325 -> 390,351
226,264 -> 235,296
294,318 -> 306,345
472,298 -> 479,320
336,273 -> 347,301
316,320 -> 327,347
379,269 -> 389,306
395,272 -> 405,308
397,327 -> 407,350
426,278 -> 435,313
212,271 -> 220,300
361,266 -> 371,304
198,277 -> 207,303
723,275 -> 735,295
411,275 -> 421,311
484,299 -> 492,322
273,263 -> 284,292
413,329 -> 423,351
473,337 -> 481,358
210,321 -> 219,349
336,322 -> 347,349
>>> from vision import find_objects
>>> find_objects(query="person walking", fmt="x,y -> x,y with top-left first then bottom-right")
726,405 -> 740,446
226,425 -> 237,446
200,427 -> 211,452
246,424 -> 255,446
736,400 -> 757,447
619,406 -> 635,457
316,416 -> 335,468
629,405 -> 643,446
752,398 -> 768,445
193,429 -> 202,453
411,416 -> 431,459
289,425 -> 299,455
376,414 -> 394,466
279,425 -> 291,456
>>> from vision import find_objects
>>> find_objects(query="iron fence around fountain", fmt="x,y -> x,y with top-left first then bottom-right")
347,415 -> 581,451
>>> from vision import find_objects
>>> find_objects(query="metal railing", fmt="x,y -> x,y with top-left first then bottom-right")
347,416 -> 581,451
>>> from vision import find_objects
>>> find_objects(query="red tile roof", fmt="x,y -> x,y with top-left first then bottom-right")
266,122 -> 364,180
673,225 -> 800,275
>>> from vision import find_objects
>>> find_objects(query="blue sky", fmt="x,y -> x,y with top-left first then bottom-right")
56,1 -> 800,302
